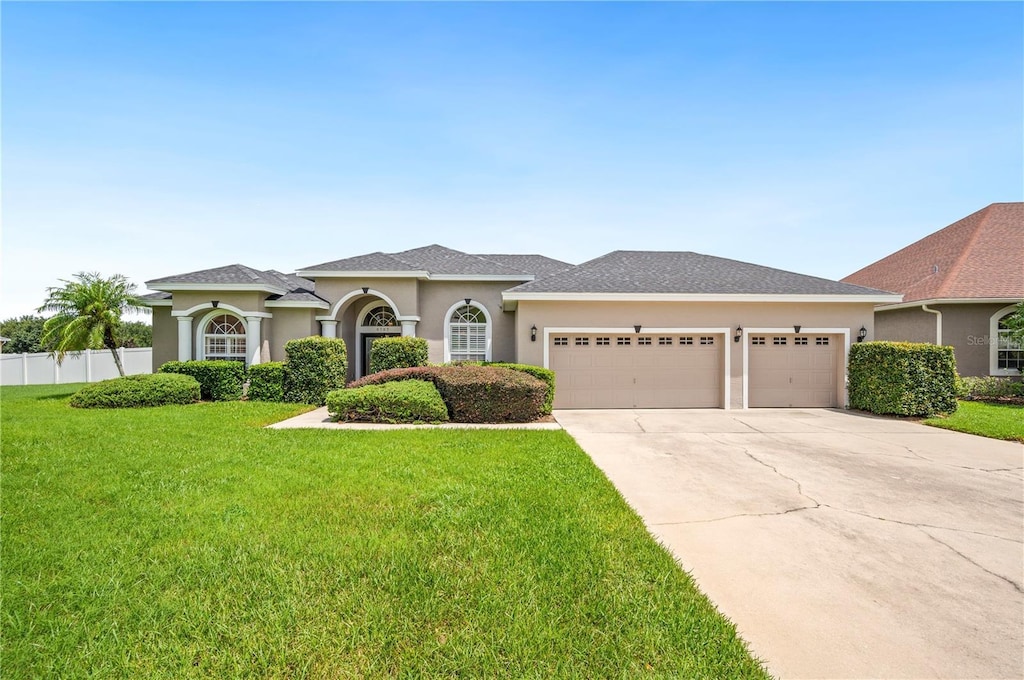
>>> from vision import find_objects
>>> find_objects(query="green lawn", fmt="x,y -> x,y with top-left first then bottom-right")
924,400 -> 1024,442
1,384 -> 768,678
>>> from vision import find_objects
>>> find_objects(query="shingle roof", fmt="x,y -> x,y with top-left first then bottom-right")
506,250 -> 892,296
140,292 -> 171,301
146,264 -> 285,288
300,245 -> 556,279
477,254 -> 573,278
842,203 -> 1024,302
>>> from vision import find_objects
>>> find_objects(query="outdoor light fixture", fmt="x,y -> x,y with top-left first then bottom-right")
734,325 -> 742,342
211,300 -> 219,308
362,287 -> 369,294
634,325 -> 642,333
858,326 -> 868,342
530,325 -> 537,342
465,298 -> 472,305
794,325 -> 801,333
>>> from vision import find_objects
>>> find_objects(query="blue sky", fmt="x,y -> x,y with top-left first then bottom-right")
3,2 -> 1022,319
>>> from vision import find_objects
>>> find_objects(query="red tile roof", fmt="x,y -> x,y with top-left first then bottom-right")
842,203 -> 1024,303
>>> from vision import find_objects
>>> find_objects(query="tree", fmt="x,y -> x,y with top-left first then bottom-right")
38,272 -> 148,377
0,315 -> 49,354
117,320 -> 153,348
1002,301 -> 1024,345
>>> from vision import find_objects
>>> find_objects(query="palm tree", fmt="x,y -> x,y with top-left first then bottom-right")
38,272 -> 148,377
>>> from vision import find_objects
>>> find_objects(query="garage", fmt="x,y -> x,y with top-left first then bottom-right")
549,333 -> 724,408
747,333 -> 840,407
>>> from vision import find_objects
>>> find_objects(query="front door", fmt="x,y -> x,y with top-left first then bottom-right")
361,333 -> 394,378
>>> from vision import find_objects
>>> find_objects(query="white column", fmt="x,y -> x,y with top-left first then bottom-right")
246,316 -> 262,366
321,320 -> 338,338
177,316 -> 193,362
401,320 -> 417,337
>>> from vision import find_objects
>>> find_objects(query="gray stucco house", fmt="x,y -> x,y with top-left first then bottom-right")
842,203 -> 1023,377
144,245 -> 897,409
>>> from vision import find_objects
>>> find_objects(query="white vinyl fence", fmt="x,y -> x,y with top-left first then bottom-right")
1,348 -> 153,386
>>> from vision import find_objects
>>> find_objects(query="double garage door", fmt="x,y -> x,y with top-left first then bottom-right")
549,332 -> 840,409
550,333 -> 724,409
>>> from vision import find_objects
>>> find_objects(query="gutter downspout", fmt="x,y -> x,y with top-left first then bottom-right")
922,304 -> 942,345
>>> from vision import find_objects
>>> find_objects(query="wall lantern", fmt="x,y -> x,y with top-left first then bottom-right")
362,287 -> 369,294
465,298 -> 472,305
211,300 -> 219,308
530,325 -> 537,342
734,325 -> 742,343
794,325 -> 801,334
858,326 -> 868,342
634,325 -> 642,333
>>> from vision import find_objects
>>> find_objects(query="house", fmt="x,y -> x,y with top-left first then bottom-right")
842,203 -> 1024,377
144,245 -> 898,409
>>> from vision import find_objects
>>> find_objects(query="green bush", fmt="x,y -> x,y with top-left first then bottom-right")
485,362 -> 556,414
70,374 -> 200,409
434,365 -> 546,423
247,361 -> 286,402
848,342 -> 958,416
159,360 -> 245,401
283,336 -> 348,405
369,336 -> 429,374
958,376 -> 1024,401
326,380 -> 449,424
348,364 -> 547,422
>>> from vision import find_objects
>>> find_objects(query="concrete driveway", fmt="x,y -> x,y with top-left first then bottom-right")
555,408 -> 1023,679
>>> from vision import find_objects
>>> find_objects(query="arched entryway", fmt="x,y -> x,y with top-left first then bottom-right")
356,301 -> 402,377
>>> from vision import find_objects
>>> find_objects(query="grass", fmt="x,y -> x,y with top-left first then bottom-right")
924,400 -> 1024,442
1,384 -> 768,678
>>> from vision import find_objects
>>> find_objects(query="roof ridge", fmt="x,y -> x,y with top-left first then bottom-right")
935,205 -> 990,298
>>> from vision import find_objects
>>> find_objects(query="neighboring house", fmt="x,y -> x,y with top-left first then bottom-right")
842,203 -> 1024,377
144,244 -> 897,409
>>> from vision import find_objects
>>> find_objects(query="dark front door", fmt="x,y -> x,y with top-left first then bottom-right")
361,334 -> 391,378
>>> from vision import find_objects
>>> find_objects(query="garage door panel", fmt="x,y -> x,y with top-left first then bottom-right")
551,333 -> 723,409
748,334 -> 839,408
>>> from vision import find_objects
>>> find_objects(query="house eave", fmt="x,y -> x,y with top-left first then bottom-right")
502,292 -> 904,304
264,300 -> 331,310
141,298 -> 173,307
295,270 -> 428,279
875,297 -> 1023,312
146,283 -> 288,295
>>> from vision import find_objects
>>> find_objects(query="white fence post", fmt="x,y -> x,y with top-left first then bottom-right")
86,349 -> 93,382
22,353 -> 28,386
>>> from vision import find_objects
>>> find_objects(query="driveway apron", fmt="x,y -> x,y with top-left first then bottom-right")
556,408 -> 1024,679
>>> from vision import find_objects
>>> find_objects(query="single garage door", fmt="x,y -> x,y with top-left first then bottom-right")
748,334 -> 839,407
550,333 -> 723,409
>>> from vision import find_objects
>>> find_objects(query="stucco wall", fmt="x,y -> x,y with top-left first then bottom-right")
313,278 -> 420,319
515,300 -> 877,409
151,306 -> 177,370
266,308 -> 318,362
416,281 -> 518,364
875,303 -> 1018,377
171,291 -> 267,315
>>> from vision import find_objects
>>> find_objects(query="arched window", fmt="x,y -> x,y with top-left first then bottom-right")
362,305 -> 398,328
446,303 -> 490,362
204,314 -> 247,362
992,306 -> 1023,375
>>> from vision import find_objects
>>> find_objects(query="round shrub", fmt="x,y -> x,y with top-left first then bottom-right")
484,362 -> 556,415
70,374 -> 201,409
159,360 -> 245,401
369,336 -> 429,374
247,361 -> 286,402
326,380 -> 449,424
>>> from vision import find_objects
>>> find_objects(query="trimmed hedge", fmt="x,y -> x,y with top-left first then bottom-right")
159,360 -> 245,401
485,362 -> 556,415
70,373 -> 201,409
957,376 -> 1024,402
247,361 -> 286,402
369,336 -> 429,374
848,342 -> 958,416
284,336 -> 348,405
326,380 -> 449,424
350,364 -> 546,423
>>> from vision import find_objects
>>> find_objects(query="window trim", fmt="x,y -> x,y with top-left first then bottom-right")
990,304 -> 1023,376
196,310 -> 248,363
443,300 -> 492,362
